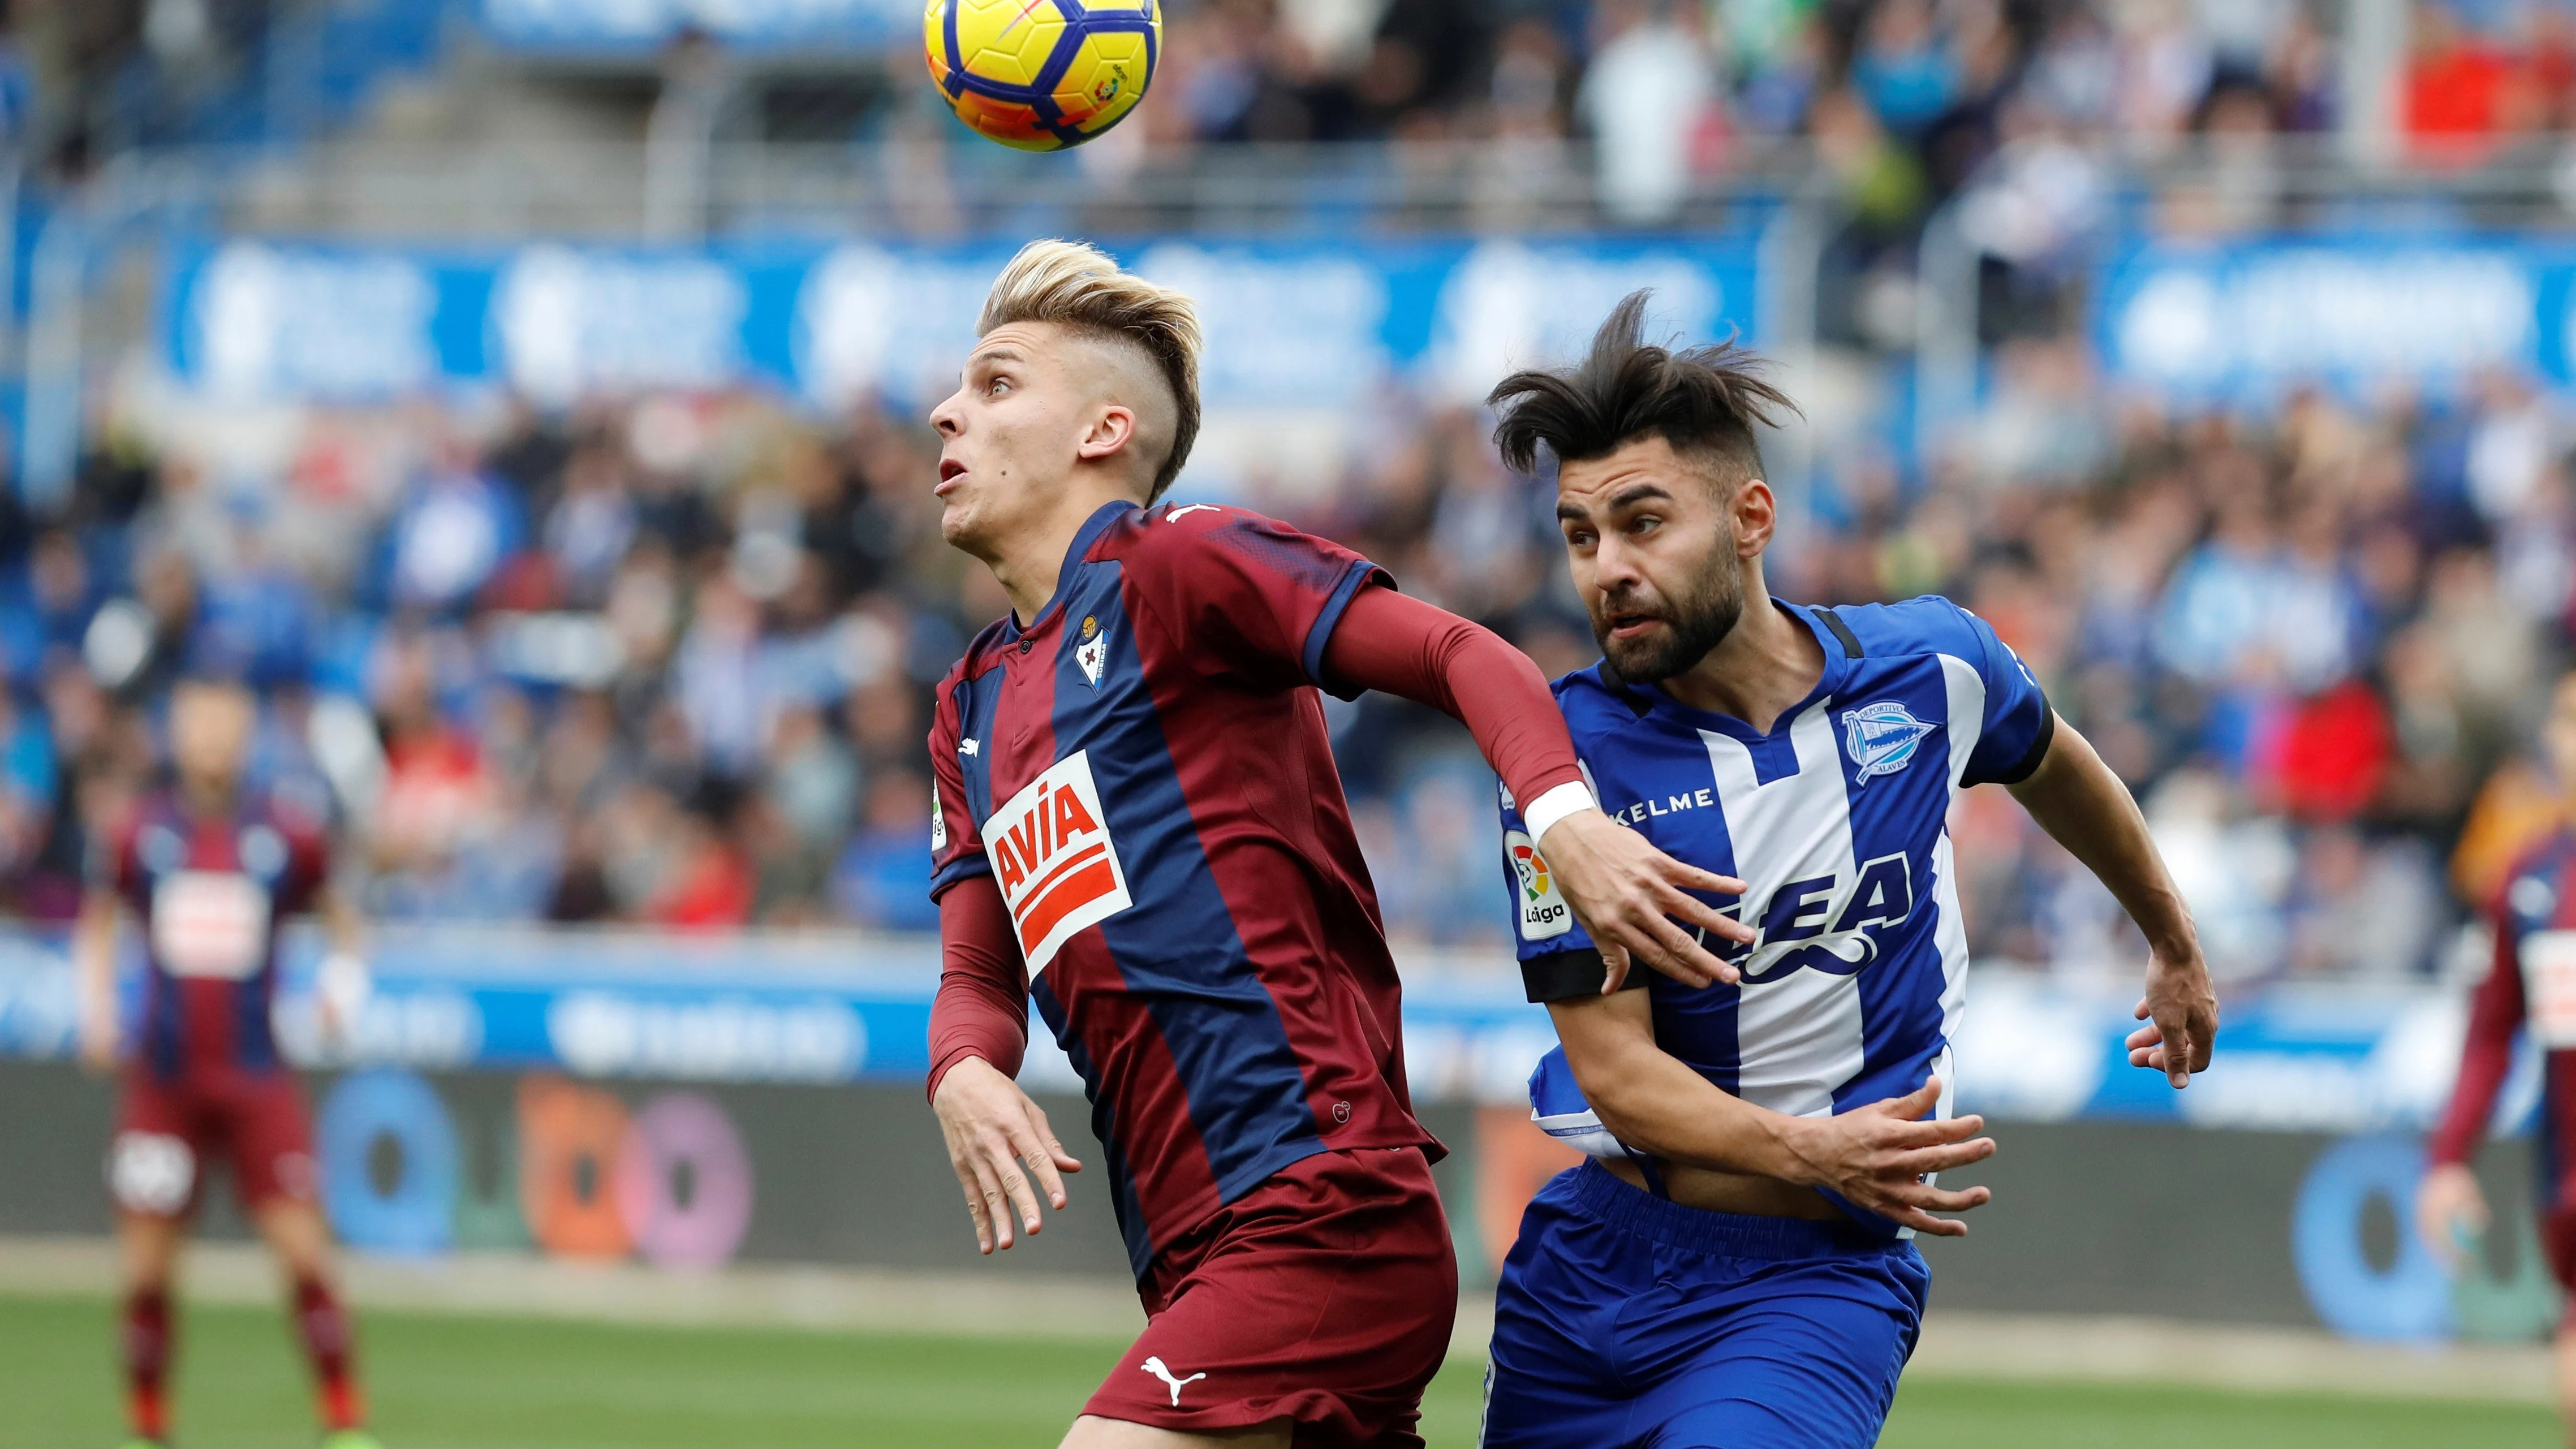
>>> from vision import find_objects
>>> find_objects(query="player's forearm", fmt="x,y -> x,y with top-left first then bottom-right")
927,876 -> 1032,1101
1320,588 -> 1584,811
2430,928 -> 2527,1166
2008,721 -> 2195,956
73,895 -> 118,1016
1573,1043 -> 1809,1181
320,887 -> 365,958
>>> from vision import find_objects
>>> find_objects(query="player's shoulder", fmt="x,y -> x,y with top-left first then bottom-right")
1105,501 -> 1352,581
1811,595 -> 1987,663
2504,830 -> 2576,905
1548,665 -> 1648,743
945,618 -> 1017,683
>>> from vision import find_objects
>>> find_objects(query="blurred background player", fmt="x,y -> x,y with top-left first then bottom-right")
75,674 -> 378,1449
2422,666 -> 2576,1442
921,241 -> 1754,1449
1479,297 -> 2219,1448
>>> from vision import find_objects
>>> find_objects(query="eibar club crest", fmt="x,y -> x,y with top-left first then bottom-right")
1075,615 -> 1109,688
1841,700 -> 1937,783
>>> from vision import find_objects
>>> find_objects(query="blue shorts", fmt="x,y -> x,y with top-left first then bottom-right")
1482,1161 -> 1929,1449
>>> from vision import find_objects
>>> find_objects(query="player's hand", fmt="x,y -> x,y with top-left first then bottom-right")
1538,810 -> 1752,990
932,1055 -> 1082,1254
1780,1076 -> 1995,1237
2416,1162 -> 2489,1272
2126,939 -> 2218,1089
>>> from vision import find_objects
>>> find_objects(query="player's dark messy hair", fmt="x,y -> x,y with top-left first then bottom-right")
1488,290 -> 1799,491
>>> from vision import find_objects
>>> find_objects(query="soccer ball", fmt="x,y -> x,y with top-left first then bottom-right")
924,0 -> 1160,152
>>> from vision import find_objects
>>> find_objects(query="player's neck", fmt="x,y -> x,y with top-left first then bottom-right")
985,480 -> 1143,626
178,774 -> 239,818
1655,590 -> 1822,735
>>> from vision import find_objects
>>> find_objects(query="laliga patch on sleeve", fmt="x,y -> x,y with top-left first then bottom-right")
1505,830 -> 1573,941
984,751 -> 1134,969
930,780 -> 948,856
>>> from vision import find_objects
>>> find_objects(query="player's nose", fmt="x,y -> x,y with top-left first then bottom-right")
927,389 -> 965,435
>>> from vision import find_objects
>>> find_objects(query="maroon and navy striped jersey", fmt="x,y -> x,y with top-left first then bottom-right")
2433,830 -> 2576,1196
927,499 -> 1440,1277
99,791 -> 329,1080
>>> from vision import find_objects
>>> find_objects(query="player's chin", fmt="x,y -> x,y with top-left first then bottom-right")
1599,632 -> 1677,681
937,500 -> 985,550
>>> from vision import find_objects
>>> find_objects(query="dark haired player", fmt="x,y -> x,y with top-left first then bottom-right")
1477,295 -> 2219,1448
2422,668 -> 2576,1437
76,676 -> 379,1449
922,243 -> 1759,1449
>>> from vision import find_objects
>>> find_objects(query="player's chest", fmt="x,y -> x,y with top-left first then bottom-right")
1591,688 -> 1954,982
2508,862 -> 2576,1048
132,818 -> 292,980
953,590 -> 1168,808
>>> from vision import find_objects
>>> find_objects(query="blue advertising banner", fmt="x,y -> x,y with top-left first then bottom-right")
470,0 -> 915,51
0,926 -> 2516,1136
160,236 -> 1763,416
2095,235 -> 2576,399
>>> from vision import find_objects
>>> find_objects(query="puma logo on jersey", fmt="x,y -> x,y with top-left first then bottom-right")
1141,1356 -> 1207,1405
984,752 -> 1134,969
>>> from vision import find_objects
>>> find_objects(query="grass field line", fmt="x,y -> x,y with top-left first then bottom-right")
0,1234 -> 2549,1406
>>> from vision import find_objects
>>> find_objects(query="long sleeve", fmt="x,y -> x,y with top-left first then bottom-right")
926,873 -> 1029,1102
1319,584 -> 1586,813
2429,903 -> 2528,1167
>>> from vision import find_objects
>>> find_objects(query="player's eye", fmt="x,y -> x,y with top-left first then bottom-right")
986,376 -> 1011,396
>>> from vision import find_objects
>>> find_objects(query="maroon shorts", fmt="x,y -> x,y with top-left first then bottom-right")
1083,1146 -> 1458,1448
110,1069 -> 318,1218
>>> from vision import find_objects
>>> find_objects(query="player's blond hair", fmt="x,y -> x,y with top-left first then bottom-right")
977,239 -> 1202,503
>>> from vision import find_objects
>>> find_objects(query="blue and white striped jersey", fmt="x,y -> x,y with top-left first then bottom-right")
1501,597 -> 2053,1232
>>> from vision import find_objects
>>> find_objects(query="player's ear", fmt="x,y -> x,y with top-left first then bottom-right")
1734,478 -> 1777,558
1075,403 -> 1138,465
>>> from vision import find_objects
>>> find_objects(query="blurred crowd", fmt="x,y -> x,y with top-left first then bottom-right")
0,340 -> 2568,988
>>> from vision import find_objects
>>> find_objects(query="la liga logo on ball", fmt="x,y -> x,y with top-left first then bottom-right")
924,0 -> 1160,152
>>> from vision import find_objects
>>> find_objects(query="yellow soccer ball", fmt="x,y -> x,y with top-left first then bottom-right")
924,0 -> 1159,152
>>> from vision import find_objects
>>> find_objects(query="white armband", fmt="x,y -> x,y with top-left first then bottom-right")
1523,780 -> 1599,847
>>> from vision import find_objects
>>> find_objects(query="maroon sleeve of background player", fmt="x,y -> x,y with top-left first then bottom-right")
927,873 -> 1030,1103
1320,585 -> 1586,813
89,808 -> 141,900
2429,900 -> 2528,1167
279,808 -> 333,916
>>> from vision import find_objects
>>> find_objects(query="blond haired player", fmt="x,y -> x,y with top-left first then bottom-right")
920,240 -> 1760,1447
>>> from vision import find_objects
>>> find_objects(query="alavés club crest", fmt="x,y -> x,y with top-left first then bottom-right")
1841,700 -> 1937,783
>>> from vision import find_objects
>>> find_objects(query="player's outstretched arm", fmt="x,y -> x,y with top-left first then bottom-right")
1552,992 -> 1996,1236
73,889 -> 121,1075
2006,715 -> 2218,1089
927,875 -> 1080,1254
1321,585 -> 1753,986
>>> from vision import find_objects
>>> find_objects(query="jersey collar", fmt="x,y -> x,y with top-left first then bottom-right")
1606,598 -> 1852,744
1003,499 -> 1140,644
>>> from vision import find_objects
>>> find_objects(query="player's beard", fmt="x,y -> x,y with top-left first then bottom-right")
1590,536 -> 1745,685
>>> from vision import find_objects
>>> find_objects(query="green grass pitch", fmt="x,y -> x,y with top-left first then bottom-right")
0,1293 -> 2554,1448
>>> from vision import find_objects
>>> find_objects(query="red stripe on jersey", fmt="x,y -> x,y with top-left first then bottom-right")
1019,851 -> 1115,954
